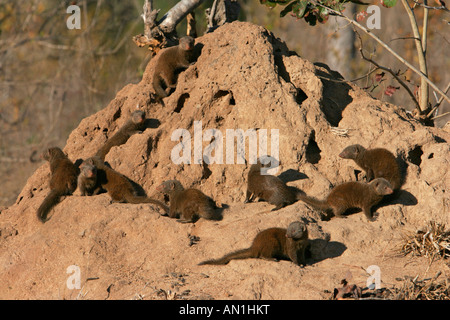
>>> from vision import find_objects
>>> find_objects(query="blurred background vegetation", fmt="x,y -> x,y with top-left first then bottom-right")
0,0 -> 448,206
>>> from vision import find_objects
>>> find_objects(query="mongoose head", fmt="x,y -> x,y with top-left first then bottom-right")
248,156 -> 280,176
41,147 -> 65,162
86,156 -> 103,167
247,156 -> 278,177
179,36 -> 195,51
370,178 -> 393,195
339,144 -> 366,159
286,221 -> 308,240
256,155 -> 279,167
80,160 -> 97,178
156,180 -> 183,194
131,110 -> 146,124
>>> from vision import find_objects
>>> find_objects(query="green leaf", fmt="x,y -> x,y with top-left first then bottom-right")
293,0 -> 308,19
280,1 -> 297,17
381,0 -> 397,7
318,5 -> 328,15
317,6 -> 329,23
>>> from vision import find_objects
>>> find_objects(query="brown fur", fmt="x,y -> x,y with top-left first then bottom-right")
152,36 -> 195,100
95,110 -> 146,161
156,179 -> 218,223
298,178 -> 393,221
77,158 -> 103,196
245,158 -> 299,211
339,144 -> 401,190
37,147 -> 78,222
198,221 -> 309,266
86,156 -> 168,213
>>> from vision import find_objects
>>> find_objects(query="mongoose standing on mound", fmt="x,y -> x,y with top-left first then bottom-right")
37,147 -> 78,222
152,36 -> 195,100
95,110 -> 146,161
86,156 -> 169,213
298,178 -> 393,221
339,144 -> 401,190
156,179 -> 218,223
198,221 -> 309,266
245,158 -> 300,211
77,158 -> 104,196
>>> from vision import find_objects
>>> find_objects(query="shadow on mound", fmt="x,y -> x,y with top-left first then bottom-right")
307,239 -> 347,265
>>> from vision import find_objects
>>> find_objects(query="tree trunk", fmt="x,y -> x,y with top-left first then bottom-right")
325,4 -> 357,79
205,0 -> 241,32
401,0 -> 429,113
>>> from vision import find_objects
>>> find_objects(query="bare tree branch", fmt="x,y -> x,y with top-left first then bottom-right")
355,30 -> 421,111
412,0 -> 449,10
310,0 -> 450,108
159,0 -> 205,34
427,81 -> 450,118
133,0 -> 205,53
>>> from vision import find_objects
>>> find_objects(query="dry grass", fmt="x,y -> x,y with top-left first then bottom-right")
398,221 -> 450,261
329,272 -> 450,300
390,272 -> 450,300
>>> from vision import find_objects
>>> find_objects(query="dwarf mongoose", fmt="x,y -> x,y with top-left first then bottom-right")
86,156 -> 168,213
152,36 -> 195,100
77,158 -> 103,196
198,221 -> 309,266
339,144 -> 401,190
298,178 -> 394,221
156,179 -> 219,223
245,158 -> 300,211
95,110 -> 146,161
37,147 -> 78,222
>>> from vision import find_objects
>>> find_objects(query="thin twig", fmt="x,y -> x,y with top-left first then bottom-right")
412,0 -> 449,10
316,67 -> 378,84
427,81 -> 450,118
389,36 -> 420,42
355,30 -> 421,111
310,0 -> 450,107
431,111 -> 450,120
